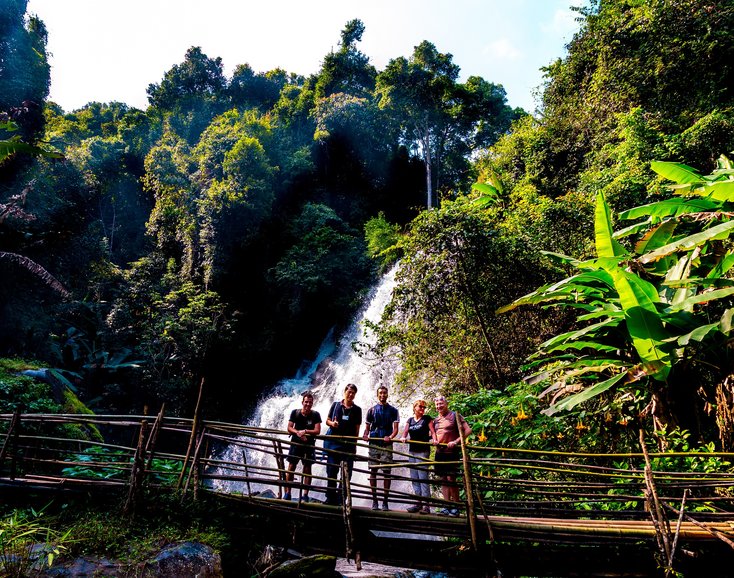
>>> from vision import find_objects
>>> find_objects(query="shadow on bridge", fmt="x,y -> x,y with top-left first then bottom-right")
3,411 -> 734,576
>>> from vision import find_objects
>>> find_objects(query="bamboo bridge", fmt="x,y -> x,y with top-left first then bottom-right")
3,411 -> 734,576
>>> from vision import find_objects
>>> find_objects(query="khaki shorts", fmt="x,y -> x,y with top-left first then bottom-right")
368,441 -> 394,467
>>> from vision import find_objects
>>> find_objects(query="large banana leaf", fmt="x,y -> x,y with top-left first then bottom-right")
608,268 -> 671,379
721,308 -> 734,335
540,318 -> 622,350
706,181 -> 734,201
677,323 -> 719,346
543,340 -> 620,354
663,252 -> 694,308
595,192 -> 627,258
543,372 -> 629,416
634,220 -> 678,254
638,220 -> 734,264
618,198 -> 719,221
498,270 -> 615,313
707,253 -> 734,279
651,161 -> 703,184
664,286 -> 734,312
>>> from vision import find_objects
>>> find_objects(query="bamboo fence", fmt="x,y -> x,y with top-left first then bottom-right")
3,411 -> 734,556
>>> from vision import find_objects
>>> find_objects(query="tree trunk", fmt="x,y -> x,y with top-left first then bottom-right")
423,132 -> 432,209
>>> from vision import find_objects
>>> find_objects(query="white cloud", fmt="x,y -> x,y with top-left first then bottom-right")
541,1 -> 583,41
483,38 -> 522,62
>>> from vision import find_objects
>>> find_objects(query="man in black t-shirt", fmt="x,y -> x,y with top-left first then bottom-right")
284,391 -> 322,502
324,383 -> 362,505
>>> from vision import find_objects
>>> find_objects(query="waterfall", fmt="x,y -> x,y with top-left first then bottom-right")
252,262 -> 401,428
213,264 -> 411,504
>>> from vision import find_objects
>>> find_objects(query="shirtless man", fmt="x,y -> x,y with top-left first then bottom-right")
432,395 -> 472,516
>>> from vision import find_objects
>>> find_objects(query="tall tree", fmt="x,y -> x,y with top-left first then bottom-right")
314,19 -> 376,100
146,47 -> 227,143
0,0 -> 50,142
376,42 -> 516,208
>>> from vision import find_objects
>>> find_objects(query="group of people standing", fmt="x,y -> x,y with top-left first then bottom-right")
283,384 -> 471,516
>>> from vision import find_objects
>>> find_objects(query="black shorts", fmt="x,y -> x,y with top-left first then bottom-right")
434,449 -> 460,477
287,442 -> 316,466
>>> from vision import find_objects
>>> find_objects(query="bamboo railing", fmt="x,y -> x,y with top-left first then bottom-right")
3,411 -> 734,554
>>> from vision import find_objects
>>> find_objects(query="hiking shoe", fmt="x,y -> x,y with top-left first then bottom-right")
450,508 -> 460,517
420,506 -> 431,514
406,504 -> 421,513
381,502 -> 389,511
439,508 -> 452,516
283,493 -> 291,501
371,501 -> 379,510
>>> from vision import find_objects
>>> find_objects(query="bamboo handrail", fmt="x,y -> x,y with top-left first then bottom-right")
5,410 -> 734,556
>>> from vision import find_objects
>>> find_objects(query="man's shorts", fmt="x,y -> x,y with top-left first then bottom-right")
434,449 -> 460,477
368,440 -> 394,468
287,442 -> 316,466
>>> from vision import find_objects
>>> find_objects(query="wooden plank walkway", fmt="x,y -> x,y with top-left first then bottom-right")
3,412 -> 734,576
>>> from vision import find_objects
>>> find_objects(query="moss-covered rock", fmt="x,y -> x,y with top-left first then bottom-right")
0,357 -> 102,441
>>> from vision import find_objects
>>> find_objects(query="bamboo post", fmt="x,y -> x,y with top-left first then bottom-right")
123,418 -> 149,515
144,405 -> 165,474
182,427 -> 207,500
10,410 -> 21,480
668,489 -> 688,575
0,409 -> 21,474
662,502 -> 734,549
459,417 -> 479,552
273,439 -> 285,498
177,378 -> 205,490
639,429 -> 672,568
241,443 -> 253,496
341,461 -> 361,571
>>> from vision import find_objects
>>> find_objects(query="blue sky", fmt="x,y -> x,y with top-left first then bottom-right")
26,0 -> 584,114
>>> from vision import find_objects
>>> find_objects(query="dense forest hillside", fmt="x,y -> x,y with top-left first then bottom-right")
3,0 -> 734,457
1,3 -> 519,418
374,0 -> 734,454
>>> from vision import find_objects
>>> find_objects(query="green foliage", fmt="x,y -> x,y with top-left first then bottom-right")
371,196 -> 557,395
449,381 -> 639,453
0,1 -> 50,141
314,19 -> 376,100
376,40 -> 516,207
504,157 -> 734,445
271,203 -> 372,318
364,213 -> 401,270
0,358 -> 61,414
108,256 -> 232,411
61,446 -> 181,485
0,508 -> 71,577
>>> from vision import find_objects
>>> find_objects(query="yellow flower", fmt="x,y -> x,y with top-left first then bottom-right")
575,420 -> 589,433
516,405 -> 529,421
477,428 -> 487,443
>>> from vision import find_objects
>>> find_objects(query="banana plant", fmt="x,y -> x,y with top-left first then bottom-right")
501,156 -> 734,418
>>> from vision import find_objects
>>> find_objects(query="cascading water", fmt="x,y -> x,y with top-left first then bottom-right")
251,262 -> 402,434
213,263 -> 414,505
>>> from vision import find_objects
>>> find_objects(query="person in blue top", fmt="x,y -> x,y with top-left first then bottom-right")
362,385 -> 399,511
284,390 -> 322,502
